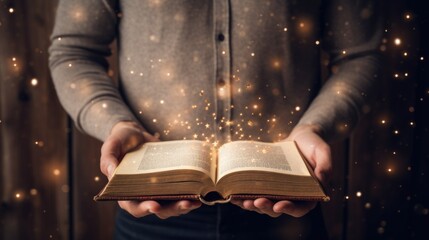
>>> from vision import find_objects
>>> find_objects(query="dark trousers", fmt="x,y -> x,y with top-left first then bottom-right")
115,203 -> 328,240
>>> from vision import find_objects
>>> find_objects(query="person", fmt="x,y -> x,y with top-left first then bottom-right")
49,0 -> 382,239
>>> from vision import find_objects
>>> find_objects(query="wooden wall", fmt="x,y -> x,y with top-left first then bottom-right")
0,1 -> 427,240
0,1 -> 116,239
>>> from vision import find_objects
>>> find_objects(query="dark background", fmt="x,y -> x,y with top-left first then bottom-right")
0,1 -> 428,239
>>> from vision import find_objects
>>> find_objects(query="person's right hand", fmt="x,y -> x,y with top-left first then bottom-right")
100,121 -> 202,219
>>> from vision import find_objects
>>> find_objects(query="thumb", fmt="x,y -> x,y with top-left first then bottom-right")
100,139 -> 120,180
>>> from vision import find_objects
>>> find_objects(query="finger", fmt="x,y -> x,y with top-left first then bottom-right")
155,200 -> 201,219
241,200 -> 266,215
273,200 -> 317,218
144,131 -> 161,142
230,199 -> 244,208
313,143 -> 332,184
118,200 -> 162,218
100,139 -> 121,179
253,198 -> 281,218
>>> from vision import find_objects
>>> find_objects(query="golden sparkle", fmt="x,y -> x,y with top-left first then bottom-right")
9,8 -> 14,13
53,169 -> 61,176
31,78 -> 38,86
394,38 -> 401,46
30,189 -> 38,196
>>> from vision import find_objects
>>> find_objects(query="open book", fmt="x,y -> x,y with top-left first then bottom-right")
94,140 -> 329,205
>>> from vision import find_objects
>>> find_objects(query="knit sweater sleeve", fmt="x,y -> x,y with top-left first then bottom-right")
49,0 -> 138,141
298,0 -> 383,141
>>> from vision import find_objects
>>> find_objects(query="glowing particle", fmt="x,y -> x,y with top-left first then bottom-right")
410,121 -> 414,126
12,57 -> 16,61
149,35 -> 157,41
394,73 -> 399,78
403,52 -> 408,56
394,130 -> 399,134
342,50 -> 347,55
388,168 -> 392,172
394,38 -> 401,46
53,169 -> 60,176
315,40 -> 320,45
9,8 -> 14,13
404,73 -> 408,77
295,106 -> 301,111
404,13 -> 412,20
102,103 -> 107,108
31,78 -> 38,86
61,185 -> 69,193
160,100 -> 164,104
30,189 -> 38,196
68,63 -> 72,67
253,104 -> 258,109
345,196 -> 349,200
420,57 -> 424,61
381,120 -> 386,124
356,191 -> 362,197
222,51 -> 226,55
283,27 -> 288,31
251,52 -> 255,57
15,193 -> 21,198
94,176 -> 100,182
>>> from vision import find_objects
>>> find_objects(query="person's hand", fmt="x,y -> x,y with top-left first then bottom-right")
100,121 -> 202,219
231,124 -> 332,217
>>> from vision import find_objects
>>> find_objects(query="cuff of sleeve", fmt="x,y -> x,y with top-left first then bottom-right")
78,98 -> 138,141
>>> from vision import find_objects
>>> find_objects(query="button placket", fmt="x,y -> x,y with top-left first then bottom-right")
213,0 -> 232,143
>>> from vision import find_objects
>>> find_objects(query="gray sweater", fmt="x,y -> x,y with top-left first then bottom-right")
49,0 -> 382,143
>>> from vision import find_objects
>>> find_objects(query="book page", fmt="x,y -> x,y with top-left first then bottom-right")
115,140 -> 215,180
217,141 -> 310,180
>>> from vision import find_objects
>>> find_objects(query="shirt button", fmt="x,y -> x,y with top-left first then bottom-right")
217,79 -> 226,87
217,33 -> 225,41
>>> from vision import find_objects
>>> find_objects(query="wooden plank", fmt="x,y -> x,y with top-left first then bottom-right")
321,141 -> 348,240
0,0 -> 69,239
72,130 -> 116,240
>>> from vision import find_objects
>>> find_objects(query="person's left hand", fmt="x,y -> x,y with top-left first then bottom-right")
231,124 -> 332,217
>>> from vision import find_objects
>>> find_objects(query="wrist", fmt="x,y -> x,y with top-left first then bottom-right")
111,121 -> 145,135
289,124 -> 324,140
